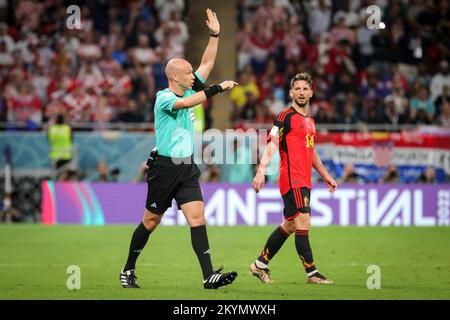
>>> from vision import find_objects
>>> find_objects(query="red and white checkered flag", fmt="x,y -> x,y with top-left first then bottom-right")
373,141 -> 394,168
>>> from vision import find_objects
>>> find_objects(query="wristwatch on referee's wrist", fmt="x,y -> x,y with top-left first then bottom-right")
210,32 -> 219,38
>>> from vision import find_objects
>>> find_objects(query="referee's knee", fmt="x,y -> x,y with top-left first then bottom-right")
188,216 -> 206,227
142,210 -> 163,231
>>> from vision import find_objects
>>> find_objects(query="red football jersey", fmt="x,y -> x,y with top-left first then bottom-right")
270,107 -> 316,195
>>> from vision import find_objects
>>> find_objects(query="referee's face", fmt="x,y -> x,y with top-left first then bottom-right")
177,62 -> 195,90
290,80 -> 313,108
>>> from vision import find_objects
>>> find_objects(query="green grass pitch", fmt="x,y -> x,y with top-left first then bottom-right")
0,225 -> 449,300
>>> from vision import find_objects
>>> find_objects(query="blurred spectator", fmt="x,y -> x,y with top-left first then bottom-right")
76,61 -> 104,95
430,60 -> 450,102
356,16 -> 379,68
418,166 -> 436,183
31,65 -> 51,105
359,98 -> 385,124
7,82 -> 42,129
45,92 -> 65,125
340,163 -> 361,183
62,83 -> 96,123
110,168 -> 121,182
0,193 -> 23,223
0,23 -> 14,52
247,24 -> 277,75
308,0 -> 332,35
283,17 -> 307,65
99,46 -> 119,76
96,160 -> 110,182
416,0 -> 436,39
412,63 -> 432,88
371,28 -> 395,78
411,108 -> 432,125
134,161 -> 150,183
333,1 -> 360,28
137,92 -> 154,122
310,87 -> 333,118
116,99 -> 144,123
324,39 -> 356,83
255,0 -> 287,26
329,12 -> 356,46
384,87 -> 409,119
154,11 -> 189,50
253,103 -> 273,124
230,68 -> 260,121
60,169 -> 80,181
104,63 -> 132,116
236,21 -> 253,71
257,58 -> 284,102
435,85 -> 450,117
359,69 -> 390,100
111,36 -> 128,66
48,114 -> 73,180
47,65 -> 74,98
264,89 -> 286,116
155,0 -> 185,22
437,101 -> 450,127
201,165 -> 222,183
131,34 -> 158,67
332,71 -> 356,99
227,139 -> 254,183
409,86 -> 435,123
381,164 -> 400,183
338,102 -> 357,125
77,31 -> 101,62
0,40 -> 13,68
240,91 -> 259,121
384,98 -> 407,126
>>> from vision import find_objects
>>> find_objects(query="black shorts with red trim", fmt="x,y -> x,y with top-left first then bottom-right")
282,187 -> 311,220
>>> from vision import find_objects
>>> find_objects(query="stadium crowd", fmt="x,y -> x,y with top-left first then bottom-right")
0,1 -> 449,131
233,0 -> 450,128
0,0 -> 188,129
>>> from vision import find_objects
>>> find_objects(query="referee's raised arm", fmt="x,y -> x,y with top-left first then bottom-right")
195,8 -> 220,81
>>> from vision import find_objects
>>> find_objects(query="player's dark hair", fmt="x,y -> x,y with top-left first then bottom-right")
290,73 -> 313,88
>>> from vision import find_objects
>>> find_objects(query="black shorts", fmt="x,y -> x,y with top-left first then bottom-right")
145,155 -> 203,214
282,187 -> 311,220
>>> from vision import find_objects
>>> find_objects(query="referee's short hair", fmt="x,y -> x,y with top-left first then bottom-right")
290,73 -> 313,88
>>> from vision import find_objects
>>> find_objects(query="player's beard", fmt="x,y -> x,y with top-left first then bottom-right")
295,97 -> 309,109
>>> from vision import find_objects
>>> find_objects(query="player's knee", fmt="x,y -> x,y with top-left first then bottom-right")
296,214 -> 311,230
281,221 -> 296,235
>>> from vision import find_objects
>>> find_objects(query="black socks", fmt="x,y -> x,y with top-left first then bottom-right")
191,225 -> 214,280
257,225 -> 290,265
295,229 -> 317,274
124,222 -> 152,272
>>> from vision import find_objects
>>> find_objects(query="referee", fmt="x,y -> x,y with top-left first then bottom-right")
120,9 -> 239,289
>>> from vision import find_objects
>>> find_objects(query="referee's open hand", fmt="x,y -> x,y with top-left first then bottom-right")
219,81 -> 239,91
206,8 -> 220,35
